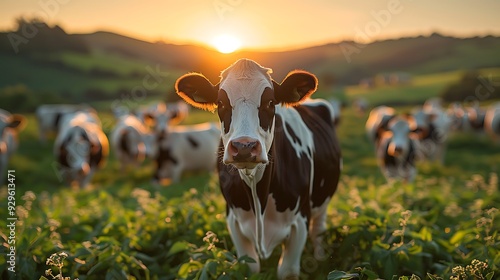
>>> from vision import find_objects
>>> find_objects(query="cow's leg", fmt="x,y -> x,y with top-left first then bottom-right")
80,167 -> 94,189
309,204 -> 330,260
278,220 -> 307,280
226,213 -> 260,273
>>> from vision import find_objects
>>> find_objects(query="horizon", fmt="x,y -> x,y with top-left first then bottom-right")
1,0 -> 500,52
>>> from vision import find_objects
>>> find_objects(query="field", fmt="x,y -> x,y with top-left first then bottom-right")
1,69 -> 500,280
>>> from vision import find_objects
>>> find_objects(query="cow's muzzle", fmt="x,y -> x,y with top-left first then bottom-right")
226,137 -> 266,168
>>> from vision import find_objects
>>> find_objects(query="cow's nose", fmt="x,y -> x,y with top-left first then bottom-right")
229,137 -> 261,162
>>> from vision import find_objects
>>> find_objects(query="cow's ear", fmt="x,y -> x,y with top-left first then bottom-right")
274,70 -> 318,106
175,73 -> 219,112
8,114 -> 27,131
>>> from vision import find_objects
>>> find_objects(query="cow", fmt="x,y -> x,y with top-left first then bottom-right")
54,112 -> 108,188
376,115 -> 420,183
365,105 -> 396,144
327,98 -> 342,126
35,104 -> 97,143
447,102 -> 468,132
154,122 -> 220,185
464,103 -> 486,133
411,107 -> 451,163
111,114 -> 157,170
353,97 -> 369,116
484,102 -> 500,143
135,101 -> 189,136
0,109 -> 26,184
175,58 -> 341,279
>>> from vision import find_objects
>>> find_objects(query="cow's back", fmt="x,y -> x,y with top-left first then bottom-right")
295,102 -> 341,208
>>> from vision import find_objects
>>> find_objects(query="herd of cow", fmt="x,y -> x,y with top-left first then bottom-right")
365,98 -> 500,183
1,59 -> 500,279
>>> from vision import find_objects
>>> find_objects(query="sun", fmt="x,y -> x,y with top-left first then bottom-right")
212,34 -> 241,54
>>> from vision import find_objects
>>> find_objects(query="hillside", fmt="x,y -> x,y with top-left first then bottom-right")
1,19 -> 500,111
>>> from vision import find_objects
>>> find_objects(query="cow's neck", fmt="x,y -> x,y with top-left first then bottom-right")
238,164 -> 269,258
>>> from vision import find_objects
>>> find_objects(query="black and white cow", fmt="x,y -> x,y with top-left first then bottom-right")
135,101 -> 189,136
0,109 -> 26,184
484,102 -> 500,143
376,115 -> 420,183
35,104 -> 97,143
54,112 -> 109,188
154,122 -> 220,185
365,105 -> 396,145
175,58 -> 341,279
411,107 -> 451,163
111,114 -> 157,170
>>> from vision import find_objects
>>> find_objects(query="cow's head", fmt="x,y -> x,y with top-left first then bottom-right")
175,58 -> 317,170
384,116 -> 416,158
0,110 -> 26,153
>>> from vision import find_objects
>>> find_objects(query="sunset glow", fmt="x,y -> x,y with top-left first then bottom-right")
212,34 -> 241,53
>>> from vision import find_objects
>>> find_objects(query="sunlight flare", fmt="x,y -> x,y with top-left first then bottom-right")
212,34 -> 241,53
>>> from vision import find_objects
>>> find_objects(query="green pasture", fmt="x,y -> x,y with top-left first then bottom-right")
1,65 -> 500,279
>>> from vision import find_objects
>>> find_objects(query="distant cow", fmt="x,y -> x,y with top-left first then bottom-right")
411,107 -> 451,163
376,115 -> 420,183
366,105 -> 396,144
175,58 -> 341,279
54,112 -> 108,188
111,114 -> 157,170
484,102 -> 500,143
154,122 -> 220,185
36,104 -> 97,143
135,101 -> 189,135
0,109 -> 26,184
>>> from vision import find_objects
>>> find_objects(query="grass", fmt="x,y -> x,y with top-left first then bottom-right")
1,80 -> 499,279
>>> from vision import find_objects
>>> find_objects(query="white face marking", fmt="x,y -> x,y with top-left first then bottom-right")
388,119 -> 411,158
218,60 -> 275,169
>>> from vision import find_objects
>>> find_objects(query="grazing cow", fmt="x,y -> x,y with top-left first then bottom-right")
135,101 -> 189,135
365,106 -> 396,144
54,112 -> 108,188
447,102 -> 468,132
353,97 -> 369,116
0,109 -> 26,184
111,114 -> 157,170
175,58 -> 341,279
484,102 -> 500,143
411,108 -> 451,163
35,104 -> 96,143
464,103 -> 486,133
376,115 -> 420,183
154,122 -> 220,184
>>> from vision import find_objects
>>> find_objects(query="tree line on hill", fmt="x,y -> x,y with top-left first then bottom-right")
0,17 -> 89,54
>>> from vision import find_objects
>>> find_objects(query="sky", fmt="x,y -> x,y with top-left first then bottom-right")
1,0 -> 500,51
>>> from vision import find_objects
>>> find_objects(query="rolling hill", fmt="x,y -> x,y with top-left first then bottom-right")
1,19 -> 500,111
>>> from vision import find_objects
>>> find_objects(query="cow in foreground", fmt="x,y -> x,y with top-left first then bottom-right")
175,58 -> 341,279
54,112 -> 108,188
0,109 -> 26,184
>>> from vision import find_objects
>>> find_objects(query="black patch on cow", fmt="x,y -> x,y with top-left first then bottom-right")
119,130 -> 134,159
54,113 -> 63,129
295,104 -> 341,208
187,136 -> 199,148
80,128 -> 103,168
154,144 -> 178,180
58,136 -> 72,168
258,87 -> 276,132
284,123 -> 302,146
217,89 -> 232,134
